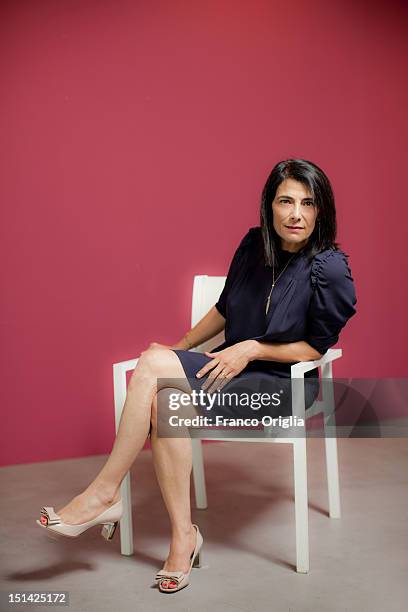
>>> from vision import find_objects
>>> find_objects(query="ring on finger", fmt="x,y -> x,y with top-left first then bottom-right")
218,374 -> 229,388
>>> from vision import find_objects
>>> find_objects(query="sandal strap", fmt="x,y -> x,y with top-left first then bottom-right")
155,569 -> 185,583
159,577 -> 181,585
40,507 -> 61,525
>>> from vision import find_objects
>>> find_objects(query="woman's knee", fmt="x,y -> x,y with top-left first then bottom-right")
140,346 -> 173,373
128,347 -> 169,390
129,347 -> 191,396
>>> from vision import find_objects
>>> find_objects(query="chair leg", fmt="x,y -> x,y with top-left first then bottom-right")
113,363 -> 135,555
324,436 -> 341,519
191,438 -> 208,509
321,361 -> 341,519
119,471 -> 134,555
119,472 -> 133,555
293,438 -> 309,573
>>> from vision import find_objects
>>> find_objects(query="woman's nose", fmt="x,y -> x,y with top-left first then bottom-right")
289,202 -> 302,220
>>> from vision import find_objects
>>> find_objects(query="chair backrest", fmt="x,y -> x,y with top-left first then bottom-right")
190,275 -> 226,353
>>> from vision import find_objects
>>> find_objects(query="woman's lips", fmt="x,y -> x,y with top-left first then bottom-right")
285,226 -> 303,232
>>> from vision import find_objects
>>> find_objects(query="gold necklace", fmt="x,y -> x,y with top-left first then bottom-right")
265,253 -> 296,315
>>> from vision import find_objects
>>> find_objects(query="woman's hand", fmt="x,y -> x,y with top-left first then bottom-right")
147,342 -> 176,350
196,340 -> 257,394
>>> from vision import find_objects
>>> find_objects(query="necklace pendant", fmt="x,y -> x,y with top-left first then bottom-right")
265,284 -> 275,315
265,254 -> 295,316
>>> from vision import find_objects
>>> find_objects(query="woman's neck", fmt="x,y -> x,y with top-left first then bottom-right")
280,238 -> 308,253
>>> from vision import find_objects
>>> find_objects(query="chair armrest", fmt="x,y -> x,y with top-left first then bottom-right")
290,348 -> 342,377
112,358 -> 140,429
113,357 -> 139,375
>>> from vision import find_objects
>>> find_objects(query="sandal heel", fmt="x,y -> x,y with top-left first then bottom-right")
192,548 -> 202,568
101,521 -> 119,541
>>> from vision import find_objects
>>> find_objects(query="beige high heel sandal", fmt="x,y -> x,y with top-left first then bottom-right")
155,524 -> 204,593
35,498 -> 123,540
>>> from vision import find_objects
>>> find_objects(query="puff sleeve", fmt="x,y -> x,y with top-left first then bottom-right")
305,249 -> 357,356
214,228 -> 255,318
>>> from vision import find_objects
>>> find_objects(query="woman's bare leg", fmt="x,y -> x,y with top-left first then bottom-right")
149,388 -> 200,588
54,347 -> 196,525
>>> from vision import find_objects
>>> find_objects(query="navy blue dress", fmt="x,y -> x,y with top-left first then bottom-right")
171,226 -> 357,419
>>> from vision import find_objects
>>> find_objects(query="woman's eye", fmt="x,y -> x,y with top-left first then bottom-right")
279,199 -> 315,206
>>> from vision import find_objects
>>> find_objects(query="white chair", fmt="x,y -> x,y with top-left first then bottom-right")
112,275 -> 342,573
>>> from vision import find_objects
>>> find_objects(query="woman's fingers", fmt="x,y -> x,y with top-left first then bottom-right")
210,371 -> 233,393
196,358 -> 220,380
202,363 -> 233,394
149,342 -> 172,349
200,361 -> 225,391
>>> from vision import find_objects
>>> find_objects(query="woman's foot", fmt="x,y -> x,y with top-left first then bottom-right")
160,524 -> 198,589
54,484 -> 121,526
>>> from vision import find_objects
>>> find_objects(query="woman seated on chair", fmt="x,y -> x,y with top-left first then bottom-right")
36,158 -> 357,593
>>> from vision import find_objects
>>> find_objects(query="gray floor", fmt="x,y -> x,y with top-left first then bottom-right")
1,438 -> 407,612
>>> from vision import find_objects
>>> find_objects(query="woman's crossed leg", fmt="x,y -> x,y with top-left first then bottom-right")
53,347 -> 202,579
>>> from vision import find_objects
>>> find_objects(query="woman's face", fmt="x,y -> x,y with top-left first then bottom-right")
271,178 -> 318,252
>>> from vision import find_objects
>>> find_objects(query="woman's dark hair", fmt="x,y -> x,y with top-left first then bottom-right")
260,158 -> 341,267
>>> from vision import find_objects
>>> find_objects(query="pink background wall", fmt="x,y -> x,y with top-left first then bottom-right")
1,0 -> 407,467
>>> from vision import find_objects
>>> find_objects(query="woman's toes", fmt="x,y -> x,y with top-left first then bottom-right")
161,579 -> 176,589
